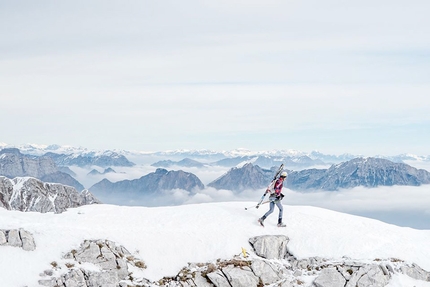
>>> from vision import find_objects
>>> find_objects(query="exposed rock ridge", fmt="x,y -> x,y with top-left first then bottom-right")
37,235 -> 430,287
0,176 -> 100,213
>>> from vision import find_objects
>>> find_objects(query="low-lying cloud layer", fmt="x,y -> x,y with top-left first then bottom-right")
94,184 -> 430,230
84,161 -> 430,229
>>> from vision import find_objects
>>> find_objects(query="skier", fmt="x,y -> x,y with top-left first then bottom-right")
258,171 -> 287,227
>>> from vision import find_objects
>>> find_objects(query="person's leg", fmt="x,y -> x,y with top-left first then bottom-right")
275,200 -> 284,225
261,200 -> 275,221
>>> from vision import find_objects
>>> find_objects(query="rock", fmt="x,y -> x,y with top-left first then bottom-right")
314,268 -> 346,287
193,272 -> 214,287
43,239 -> 145,287
346,265 -> 390,287
0,230 -> 6,245
19,229 -> 36,251
249,235 -> 289,259
251,259 -> 283,285
62,269 -> 87,287
7,229 -> 22,247
222,265 -> 259,287
401,263 -> 430,281
0,229 -> 36,251
0,176 -> 100,213
207,269 -> 231,287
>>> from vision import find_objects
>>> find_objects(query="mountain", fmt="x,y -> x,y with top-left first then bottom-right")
87,167 -> 116,176
89,168 -> 205,195
4,142 -> 430,167
208,163 -> 278,191
0,203 -> 429,286
41,171 -> 85,191
0,176 -> 100,213
212,155 -> 325,169
43,151 -> 135,167
151,158 -> 206,168
0,148 -> 84,191
0,148 -> 57,178
287,157 -> 430,191
208,158 -> 430,192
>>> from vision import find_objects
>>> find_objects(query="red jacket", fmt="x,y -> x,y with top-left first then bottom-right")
266,177 -> 284,196
273,177 -> 284,195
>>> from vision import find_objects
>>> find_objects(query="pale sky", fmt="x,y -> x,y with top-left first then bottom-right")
1,0 -> 429,155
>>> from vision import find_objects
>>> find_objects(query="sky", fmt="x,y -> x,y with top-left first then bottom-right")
1,202 -> 430,286
1,1 -> 430,156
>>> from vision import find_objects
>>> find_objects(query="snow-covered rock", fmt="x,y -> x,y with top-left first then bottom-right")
248,234 -> 289,259
0,228 -> 36,251
0,176 -> 100,213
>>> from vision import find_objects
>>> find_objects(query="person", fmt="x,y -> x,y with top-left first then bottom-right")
258,171 -> 287,227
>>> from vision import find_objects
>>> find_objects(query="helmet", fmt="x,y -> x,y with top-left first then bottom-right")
280,171 -> 287,178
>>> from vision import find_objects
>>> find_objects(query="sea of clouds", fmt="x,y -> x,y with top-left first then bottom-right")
70,161 -> 430,230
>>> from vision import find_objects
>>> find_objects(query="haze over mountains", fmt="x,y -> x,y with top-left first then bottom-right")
1,144 -> 429,193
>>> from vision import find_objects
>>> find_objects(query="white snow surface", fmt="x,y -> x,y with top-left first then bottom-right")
1,202 -> 430,286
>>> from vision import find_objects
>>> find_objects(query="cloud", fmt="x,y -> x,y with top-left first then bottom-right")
101,184 -> 430,230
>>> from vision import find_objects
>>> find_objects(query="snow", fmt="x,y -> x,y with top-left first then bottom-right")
0,202 -> 430,286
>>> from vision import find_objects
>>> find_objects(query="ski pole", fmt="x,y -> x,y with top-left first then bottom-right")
244,200 -> 271,210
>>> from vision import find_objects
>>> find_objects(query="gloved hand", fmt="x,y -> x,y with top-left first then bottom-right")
276,193 -> 285,200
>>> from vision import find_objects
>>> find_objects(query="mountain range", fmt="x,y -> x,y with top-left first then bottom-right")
0,148 -> 84,191
209,158 -> 430,192
2,145 -> 430,197
287,157 -> 430,191
3,143 -> 429,165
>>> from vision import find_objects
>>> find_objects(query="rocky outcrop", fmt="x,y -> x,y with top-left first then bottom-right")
157,235 -> 430,287
89,168 -> 205,194
0,228 -> 36,251
248,235 -> 289,259
35,235 -> 430,287
0,176 -> 100,213
38,239 -> 148,287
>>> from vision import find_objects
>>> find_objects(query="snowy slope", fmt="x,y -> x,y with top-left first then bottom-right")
0,203 -> 429,286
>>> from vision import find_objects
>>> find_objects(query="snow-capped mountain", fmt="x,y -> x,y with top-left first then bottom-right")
2,143 -> 430,169
287,157 -> 430,191
209,158 -> 430,192
0,202 -> 429,286
43,151 -> 135,167
151,158 -> 207,168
